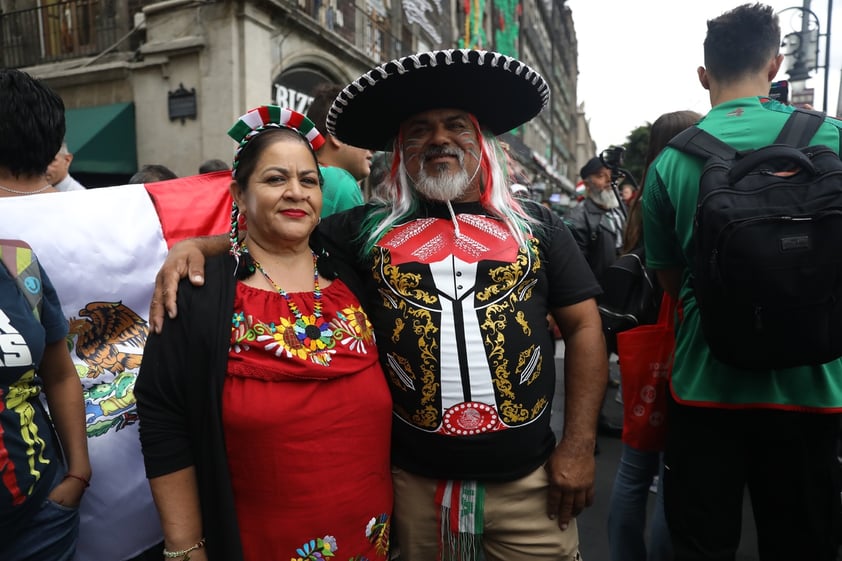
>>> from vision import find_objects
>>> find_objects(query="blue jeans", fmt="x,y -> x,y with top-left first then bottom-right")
6,469 -> 80,561
607,443 -> 672,561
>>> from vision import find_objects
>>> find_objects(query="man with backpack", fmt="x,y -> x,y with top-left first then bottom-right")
642,4 -> 842,559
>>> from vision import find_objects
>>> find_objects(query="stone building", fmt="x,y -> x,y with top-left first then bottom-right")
1,0 -> 592,192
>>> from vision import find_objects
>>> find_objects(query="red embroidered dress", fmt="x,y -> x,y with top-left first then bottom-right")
225,279 -> 392,561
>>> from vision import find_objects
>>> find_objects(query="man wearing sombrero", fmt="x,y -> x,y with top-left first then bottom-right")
152,49 -> 608,561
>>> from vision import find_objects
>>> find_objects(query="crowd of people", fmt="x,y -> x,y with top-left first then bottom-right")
1,3 -> 841,561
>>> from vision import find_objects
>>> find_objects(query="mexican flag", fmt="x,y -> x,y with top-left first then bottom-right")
0,171 -> 232,561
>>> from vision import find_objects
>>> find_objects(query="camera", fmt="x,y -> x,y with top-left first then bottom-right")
600,146 -> 625,170
769,80 -> 789,104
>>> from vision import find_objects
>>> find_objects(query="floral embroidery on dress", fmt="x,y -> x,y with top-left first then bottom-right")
259,313 -> 336,365
332,306 -> 376,354
288,513 -> 389,561
231,305 -> 375,366
231,312 -> 266,353
365,513 -> 390,556
291,536 -> 337,560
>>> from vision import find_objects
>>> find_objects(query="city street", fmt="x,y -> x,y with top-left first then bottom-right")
551,346 -> 760,561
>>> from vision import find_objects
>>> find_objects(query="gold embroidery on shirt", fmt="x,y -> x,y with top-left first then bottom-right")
379,256 -> 439,305
391,317 -> 405,342
375,250 -> 441,429
412,404 -> 439,428
515,310 -> 531,335
476,249 -> 528,302
517,345 -> 542,386
499,399 -> 530,423
481,239 -> 548,425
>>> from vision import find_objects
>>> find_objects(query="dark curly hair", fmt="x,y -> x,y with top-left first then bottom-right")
0,69 -> 65,177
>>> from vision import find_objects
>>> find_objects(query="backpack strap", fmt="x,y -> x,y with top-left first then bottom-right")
667,125 -> 737,161
773,108 -> 826,147
0,240 -> 44,321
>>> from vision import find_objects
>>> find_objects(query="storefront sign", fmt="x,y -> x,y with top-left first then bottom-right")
271,66 -> 335,113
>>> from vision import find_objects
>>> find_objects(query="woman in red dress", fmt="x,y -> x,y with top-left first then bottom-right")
136,106 -> 392,561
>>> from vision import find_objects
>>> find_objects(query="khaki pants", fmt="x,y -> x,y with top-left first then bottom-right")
392,464 -> 582,561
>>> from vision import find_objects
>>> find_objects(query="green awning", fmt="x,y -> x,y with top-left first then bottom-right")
65,102 -> 138,174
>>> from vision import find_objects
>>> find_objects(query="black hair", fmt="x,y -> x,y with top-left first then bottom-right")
0,69 -> 65,177
704,3 -> 780,83
305,83 -> 343,137
130,164 -> 178,183
623,110 -> 702,253
198,158 -> 230,174
233,127 -> 323,191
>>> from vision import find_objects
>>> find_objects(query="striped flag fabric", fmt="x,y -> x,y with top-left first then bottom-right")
0,172 -> 232,561
574,179 -> 587,201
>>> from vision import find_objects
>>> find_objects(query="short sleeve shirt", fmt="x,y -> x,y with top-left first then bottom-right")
320,166 -> 364,218
0,255 -> 68,531
321,201 -> 601,480
643,97 -> 842,410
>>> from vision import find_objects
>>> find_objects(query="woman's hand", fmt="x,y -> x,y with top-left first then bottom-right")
47,476 -> 87,508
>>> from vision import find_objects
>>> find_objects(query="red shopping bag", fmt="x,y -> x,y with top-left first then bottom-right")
616,293 -> 676,451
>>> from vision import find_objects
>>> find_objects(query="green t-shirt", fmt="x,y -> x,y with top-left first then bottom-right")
320,165 -> 364,218
643,96 -> 842,410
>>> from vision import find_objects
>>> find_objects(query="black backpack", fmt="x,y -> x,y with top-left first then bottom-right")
668,108 -> 842,370
598,246 -> 661,336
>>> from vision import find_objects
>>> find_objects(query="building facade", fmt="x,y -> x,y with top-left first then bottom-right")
2,0 -> 592,192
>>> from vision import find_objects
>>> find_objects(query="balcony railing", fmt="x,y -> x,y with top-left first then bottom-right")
0,0 -> 404,70
294,0 -> 405,63
0,0 -> 122,68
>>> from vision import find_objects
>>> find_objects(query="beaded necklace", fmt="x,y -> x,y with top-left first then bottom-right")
0,184 -> 52,195
249,249 -> 326,342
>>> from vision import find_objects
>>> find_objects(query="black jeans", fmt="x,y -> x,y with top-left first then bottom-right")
663,394 -> 842,561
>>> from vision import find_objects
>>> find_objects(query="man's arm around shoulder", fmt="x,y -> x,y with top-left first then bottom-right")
149,234 -> 228,333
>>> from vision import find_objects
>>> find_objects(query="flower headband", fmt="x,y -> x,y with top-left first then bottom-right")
227,105 -> 325,178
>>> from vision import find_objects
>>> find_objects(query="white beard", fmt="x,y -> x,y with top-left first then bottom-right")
413,151 -> 470,202
590,187 -> 620,209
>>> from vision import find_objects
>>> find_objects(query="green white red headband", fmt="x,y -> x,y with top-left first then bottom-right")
227,105 -> 325,178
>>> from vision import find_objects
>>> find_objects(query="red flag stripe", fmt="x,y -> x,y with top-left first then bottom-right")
144,171 -> 233,248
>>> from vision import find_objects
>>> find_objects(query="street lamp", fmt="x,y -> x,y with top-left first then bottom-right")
778,1 -> 833,111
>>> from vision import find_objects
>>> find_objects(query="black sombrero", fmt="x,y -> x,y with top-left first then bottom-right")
326,49 -> 550,151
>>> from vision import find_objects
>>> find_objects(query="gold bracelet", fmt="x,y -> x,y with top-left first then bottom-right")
163,538 -> 206,559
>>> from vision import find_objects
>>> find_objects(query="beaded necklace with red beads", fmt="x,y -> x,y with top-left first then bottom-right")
245,244 -> 326,342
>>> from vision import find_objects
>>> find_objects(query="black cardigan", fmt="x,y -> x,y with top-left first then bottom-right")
136,254 -> 242,561
136,244 -> 365,561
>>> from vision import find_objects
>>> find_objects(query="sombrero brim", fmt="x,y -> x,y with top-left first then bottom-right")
326,49 -> 550,151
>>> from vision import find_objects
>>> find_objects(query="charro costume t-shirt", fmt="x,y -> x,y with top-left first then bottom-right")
322,200 -> 601,481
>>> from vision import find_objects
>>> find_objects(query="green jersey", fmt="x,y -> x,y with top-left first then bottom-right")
643,96 -> 842,411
